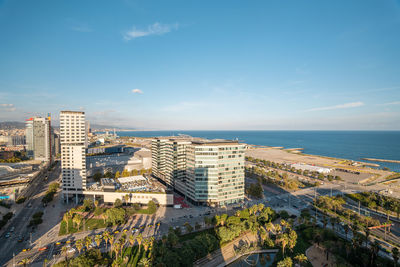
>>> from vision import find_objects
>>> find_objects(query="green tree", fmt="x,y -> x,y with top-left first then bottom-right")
184,222 -> 193,233
105,208 -> 126,225
277,257 -> 293,267
114,199 -> 123,208
138,258 -> 151,267
294,254 -> 308,267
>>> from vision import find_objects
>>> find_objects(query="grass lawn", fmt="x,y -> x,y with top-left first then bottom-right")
59,218 -> 107,236
135,206 -> 157,215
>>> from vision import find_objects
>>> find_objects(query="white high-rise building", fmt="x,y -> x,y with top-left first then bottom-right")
60,111 -> 87,203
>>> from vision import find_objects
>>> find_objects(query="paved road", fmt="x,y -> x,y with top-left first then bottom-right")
0,163 -> 61,266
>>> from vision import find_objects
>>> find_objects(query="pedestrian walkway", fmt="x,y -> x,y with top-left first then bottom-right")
193,231 -> 258,267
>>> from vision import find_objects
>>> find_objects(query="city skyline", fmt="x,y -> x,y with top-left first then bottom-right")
0,0 -> 400,130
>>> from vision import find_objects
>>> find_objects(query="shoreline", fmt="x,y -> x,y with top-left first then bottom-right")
362,158 -> 400,164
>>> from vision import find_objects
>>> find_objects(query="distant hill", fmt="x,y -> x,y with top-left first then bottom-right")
90,124 -> 135,130
0,121 -> 134,131
0,121 -> 25,130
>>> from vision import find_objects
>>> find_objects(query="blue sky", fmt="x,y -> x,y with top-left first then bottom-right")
0,0 -> 399,130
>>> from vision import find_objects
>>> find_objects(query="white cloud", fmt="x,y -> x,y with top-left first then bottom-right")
307,101 -> 364,112
132,89 -> 143,94
0,103 -> 16,112
123,22 -> 178,40
379,101 -> 400,106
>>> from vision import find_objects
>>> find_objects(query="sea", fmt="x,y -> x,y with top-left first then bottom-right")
106,130 -> 400,172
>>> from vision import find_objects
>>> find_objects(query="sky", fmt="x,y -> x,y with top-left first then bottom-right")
0,0 -> 400,130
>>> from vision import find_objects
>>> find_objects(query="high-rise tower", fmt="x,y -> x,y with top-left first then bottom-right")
60,111 -> 87,203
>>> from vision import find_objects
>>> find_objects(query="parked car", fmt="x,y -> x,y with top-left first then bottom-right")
67,247 -> 76,253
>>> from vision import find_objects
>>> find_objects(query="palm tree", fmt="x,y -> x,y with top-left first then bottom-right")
364,227 -> 370,247
19,258 -> 30,267
294,254 -> 308,267
143,238 -> 150,252
103,231 -> 111,250
63,211 -> 73,234
138,258 -> 151,267
101,213 -> 107,224
95,234 -> 102,247
124,194 -> 130,206
274,224 -> 282,234
108,235 -> 115,256
72,214 -> 82,230
136,233 -> 143,247
119,233 -> 127,255
370,240 -> 380,266
129,234 -> 135,246
265,222 -> 274,235
392,247 -> 399,267
113,242 -> 122,258
84,236 -> 92,251
75,239 -> 84,254
276,233 -> 289,257
288,230 -> 297,252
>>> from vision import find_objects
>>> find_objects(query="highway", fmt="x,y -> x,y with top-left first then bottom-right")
0,162 -> 60,266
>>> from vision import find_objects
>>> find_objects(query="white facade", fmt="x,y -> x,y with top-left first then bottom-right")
60,111 -> 87,202
290,163 -> 332,174
152,138 -> 245,206
83,191 -> 173,206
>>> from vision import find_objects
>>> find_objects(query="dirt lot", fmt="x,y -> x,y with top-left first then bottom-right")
246,148 -> 392,185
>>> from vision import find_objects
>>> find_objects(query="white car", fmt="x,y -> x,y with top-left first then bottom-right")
67,247 -> 76,253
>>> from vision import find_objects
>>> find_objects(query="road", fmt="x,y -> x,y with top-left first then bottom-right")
0,162 -> 61,266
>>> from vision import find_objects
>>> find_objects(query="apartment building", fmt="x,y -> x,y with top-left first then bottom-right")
60,111 -> 87,203
152,138 -> 245,206
25,116 -> 53,162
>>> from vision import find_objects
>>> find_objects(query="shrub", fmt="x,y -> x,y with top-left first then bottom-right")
16,196 -> 26,204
